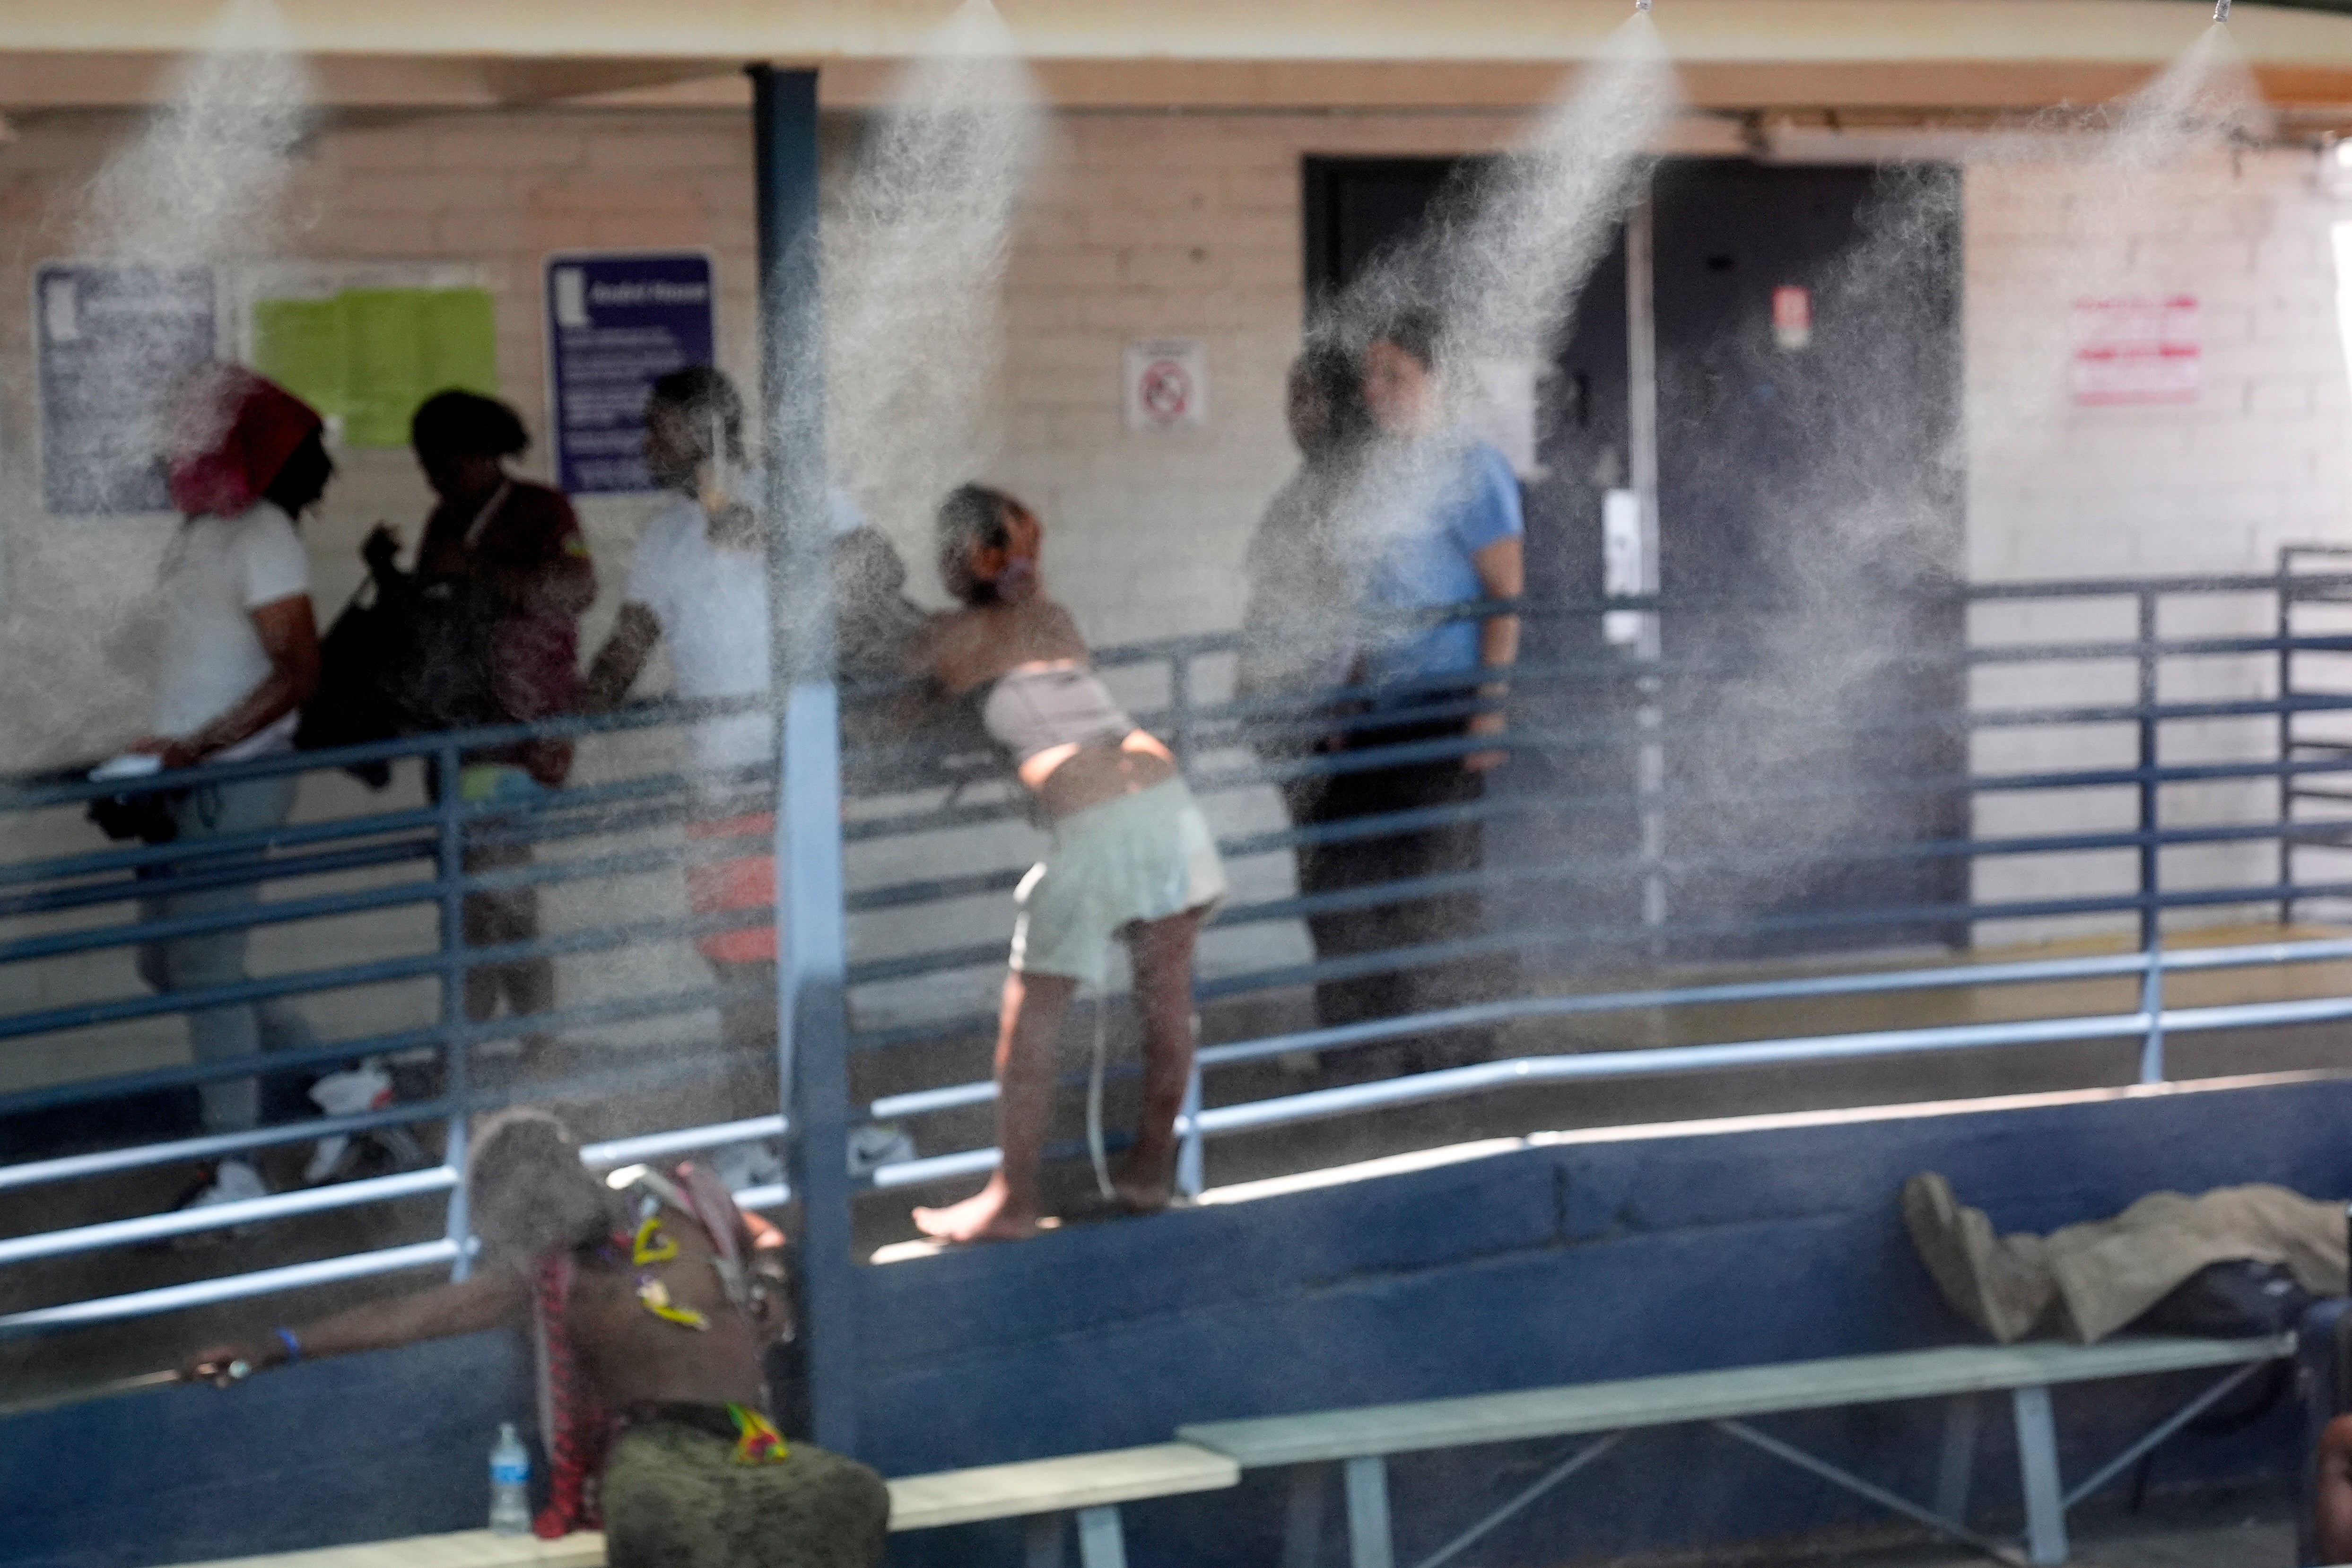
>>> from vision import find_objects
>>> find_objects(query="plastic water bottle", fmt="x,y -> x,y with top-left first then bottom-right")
488,1421 -> 532,1536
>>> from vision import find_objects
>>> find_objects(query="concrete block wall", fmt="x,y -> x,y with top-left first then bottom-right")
1,101 -> 2348,1094
1962,143 -> 2352,942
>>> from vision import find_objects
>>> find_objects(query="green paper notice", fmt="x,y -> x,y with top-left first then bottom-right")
252,286 -> 498,447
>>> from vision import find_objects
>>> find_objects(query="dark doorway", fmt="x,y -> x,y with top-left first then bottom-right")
1299,154 -> 1967,966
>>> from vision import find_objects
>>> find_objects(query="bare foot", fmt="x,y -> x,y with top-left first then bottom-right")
1110,1150 -> 1174,1216
912,1176 -> 1039,1243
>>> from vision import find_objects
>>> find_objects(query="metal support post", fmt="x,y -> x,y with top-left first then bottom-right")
434,739 -> 473,1280
1282,1464 -> 1326,1568
1625,186 -> 1666,957
1167,652 -> 1193,766
1176,1059 -> 1204,1199
1074,1505 -> 1129,1568
1025,1513 -> 1063,1568
2136,592 -> 2165,1085
1934,1393 -> 1978,1525
2011,1385 -> 2068,1566
1344,1455 -> 1395,1568
751,62 -> 859,1454
2278,552 -> 2297,926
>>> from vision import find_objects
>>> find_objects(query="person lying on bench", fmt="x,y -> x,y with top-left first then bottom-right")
1902,1171 -> 2343,1345
180,1108 -> 889,1568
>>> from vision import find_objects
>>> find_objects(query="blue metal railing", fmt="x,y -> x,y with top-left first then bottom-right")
6,564 -> 2352,1333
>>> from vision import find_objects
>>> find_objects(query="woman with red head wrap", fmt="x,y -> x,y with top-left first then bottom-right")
129,366 -> 331,1217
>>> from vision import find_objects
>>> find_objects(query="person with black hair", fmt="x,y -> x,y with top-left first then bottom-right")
128,367 -> 330,1216
363,390 -> 596,1054
1237,340 -> 1373,753
179,1107 -> 889,1567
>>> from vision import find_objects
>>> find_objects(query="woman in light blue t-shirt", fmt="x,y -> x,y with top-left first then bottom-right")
1293,309 -> 1525,1075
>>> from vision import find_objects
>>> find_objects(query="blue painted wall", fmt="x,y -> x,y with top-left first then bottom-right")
8,1075 -> 2346,1568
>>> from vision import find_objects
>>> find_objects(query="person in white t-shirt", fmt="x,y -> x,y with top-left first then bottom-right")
582,367 -> 917,1082
126,368 -> 330,1215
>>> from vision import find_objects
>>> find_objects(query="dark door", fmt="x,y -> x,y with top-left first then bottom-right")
1649,161 -> 1966,957
1300,155 -> 1965,966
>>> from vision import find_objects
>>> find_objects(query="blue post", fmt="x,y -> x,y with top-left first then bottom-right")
2137,591 -> 2165,1084
435,740 -> 473,1281
750,63 -> 859,1455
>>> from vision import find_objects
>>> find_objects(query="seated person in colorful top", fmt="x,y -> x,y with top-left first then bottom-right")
181,1108 -> 888,1568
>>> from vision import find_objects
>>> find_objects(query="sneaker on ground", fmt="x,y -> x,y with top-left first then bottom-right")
710,1140 -> 785,1193
304,1064 -> 397,1185
846,1123 -> 917,1178
168,1158 -> 268,1247
186,1158 -> 268,1208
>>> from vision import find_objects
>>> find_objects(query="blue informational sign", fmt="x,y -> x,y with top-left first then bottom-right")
544,252 -> 716,495
35,261 -> 217,515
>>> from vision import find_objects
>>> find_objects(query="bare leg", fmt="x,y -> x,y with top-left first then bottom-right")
2319,1414 -> 2352,1566
1113,907 -> 1205,1214
914,969 -> 1076,1243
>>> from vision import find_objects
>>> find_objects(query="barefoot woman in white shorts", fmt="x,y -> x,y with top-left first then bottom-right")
910,485 -> 1225,1243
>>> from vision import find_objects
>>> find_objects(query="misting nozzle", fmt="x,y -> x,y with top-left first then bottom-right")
2212,0 -> 2230,19
1636,0 -> 1652,11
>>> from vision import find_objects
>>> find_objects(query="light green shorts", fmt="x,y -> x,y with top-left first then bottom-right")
1010,777 -> 1227,989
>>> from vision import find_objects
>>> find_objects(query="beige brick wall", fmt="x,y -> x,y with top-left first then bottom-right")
1,104 -> 2348,1090
1962,144 -> 2352,943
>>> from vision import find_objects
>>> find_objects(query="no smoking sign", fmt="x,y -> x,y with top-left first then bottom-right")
1123,337 -> 1208,431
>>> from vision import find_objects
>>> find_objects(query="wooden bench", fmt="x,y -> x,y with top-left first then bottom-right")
179,1441 -> 1240,1568
1176,1334 -> 2297,1568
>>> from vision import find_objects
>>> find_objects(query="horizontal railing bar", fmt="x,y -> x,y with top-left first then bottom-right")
0,1029 -> 775,1193
868,1081 -> 998,1119
0,692 -> 791,810
851,1009 -> 999,1051
0,904 -> 772,1043
862,936 -> 2352,1120
0,1032 -> 437,1124
1183,993 -> 2352,1140
840,794 -> 1030,844
579,1115 -> 785,1168
16,777 -> 2333,976
0,836 -> 434,922
0,1238 -> 459,1335
869,1147 -> 1002,1191
1185,688 -> 2352,761
0,1165 -> 457,1265
0,1107 -> 796,1315
860,990 -> 2352,1185
1189,879 -> 2352,1004
0,804 -> 442,891
0,976 -> 755,1120
1210,820 -> 2352,931
846,868 -> 1028,915
853,871 -> 2352,993
0,1099 -> 456,1192
844,925 -> 2352,1057
0,872 -> 443,967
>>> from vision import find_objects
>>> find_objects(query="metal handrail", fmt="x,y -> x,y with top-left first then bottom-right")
8,566 -> 2352,1335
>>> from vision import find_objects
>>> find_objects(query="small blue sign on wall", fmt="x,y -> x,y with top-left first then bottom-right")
35,261 -> 217,515
544,251 -> 715,496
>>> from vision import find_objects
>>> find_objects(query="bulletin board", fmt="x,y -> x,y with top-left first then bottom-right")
232,261 -> 499,447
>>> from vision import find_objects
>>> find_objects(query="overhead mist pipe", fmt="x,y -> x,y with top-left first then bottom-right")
749,62 -> 859,1457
